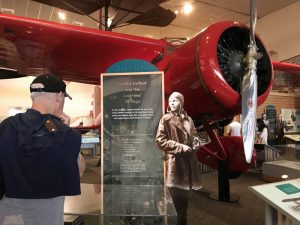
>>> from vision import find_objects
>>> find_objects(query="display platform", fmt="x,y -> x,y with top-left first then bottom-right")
101,185 -> 177,225
64,184 -> 176,225
262,160 -> 300,182
249,179 -> 300,225
274,144 -> 300,160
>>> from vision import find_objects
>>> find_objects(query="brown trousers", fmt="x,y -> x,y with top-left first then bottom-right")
168,187 -> 190,225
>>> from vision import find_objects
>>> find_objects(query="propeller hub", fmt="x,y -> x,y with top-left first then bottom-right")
228,51 -> 245,78
217,27 -> 272,95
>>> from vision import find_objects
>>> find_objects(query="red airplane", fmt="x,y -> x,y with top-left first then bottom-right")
0,11 -> 299,200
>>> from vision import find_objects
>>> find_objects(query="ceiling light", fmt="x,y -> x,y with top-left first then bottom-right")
107,18 -> 113,28
58,12 -> 66,21
174,10 -> 179,14
183,3 -> 193,15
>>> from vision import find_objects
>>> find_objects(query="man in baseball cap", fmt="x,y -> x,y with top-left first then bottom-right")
0,73 -> 85,224
30,74 -> 72,100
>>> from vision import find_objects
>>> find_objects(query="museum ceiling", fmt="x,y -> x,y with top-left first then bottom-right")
1,0 -> 299,39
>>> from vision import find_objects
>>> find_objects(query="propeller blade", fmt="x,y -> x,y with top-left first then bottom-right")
242,0 -> 258,163
242,61 -> 257,163
249,0 -> 257,45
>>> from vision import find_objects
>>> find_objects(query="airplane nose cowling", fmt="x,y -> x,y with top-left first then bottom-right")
163,21 -> 273,122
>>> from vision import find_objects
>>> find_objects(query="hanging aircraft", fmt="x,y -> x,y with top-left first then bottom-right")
0,2 -> 299,200
31,0 -> 176,30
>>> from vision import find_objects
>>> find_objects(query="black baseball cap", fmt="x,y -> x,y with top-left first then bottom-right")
30,74 -> 72,100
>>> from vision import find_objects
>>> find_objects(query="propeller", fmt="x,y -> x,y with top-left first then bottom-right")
242,0 -> 259,163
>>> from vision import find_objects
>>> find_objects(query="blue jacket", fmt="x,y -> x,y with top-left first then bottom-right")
0,109 -> 81,198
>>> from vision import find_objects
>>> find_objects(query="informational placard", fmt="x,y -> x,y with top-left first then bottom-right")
101,72 -> 164,185
281,109 -> 300,133
265,105 -> 276,133
276,183 -> 300,195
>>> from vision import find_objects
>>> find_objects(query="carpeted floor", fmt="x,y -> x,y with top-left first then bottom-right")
78,157 -> 267,225
188,170 -> 266,225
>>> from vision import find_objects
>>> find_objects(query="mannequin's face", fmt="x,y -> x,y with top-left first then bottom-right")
263,114 -> 267,120
168,97 -> 181,113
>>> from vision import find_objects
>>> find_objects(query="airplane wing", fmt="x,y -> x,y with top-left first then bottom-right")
273,61 -> 300,75
110,1 -> 176,28
0,14 -> 167,84
73,125 -> 100,134
272,61 -> 300,91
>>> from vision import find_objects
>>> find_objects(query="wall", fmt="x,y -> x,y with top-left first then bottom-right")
256,1 -> 300,61
257,92 -> 300,116
0,77 -> 96,119
0,77 -> 33,116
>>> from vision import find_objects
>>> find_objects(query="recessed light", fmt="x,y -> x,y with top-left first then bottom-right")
58,12 -> 66,20
183,3 -> 193,15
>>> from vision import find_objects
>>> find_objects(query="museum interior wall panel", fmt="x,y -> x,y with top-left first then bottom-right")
92,86 -> 101,120
257,92 -> 300,116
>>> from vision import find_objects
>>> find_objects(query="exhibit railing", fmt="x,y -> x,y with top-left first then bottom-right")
264,144 -> 281,162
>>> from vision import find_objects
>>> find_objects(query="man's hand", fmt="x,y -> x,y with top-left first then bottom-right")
78,153 -> 86,177
59,112 -> 70,126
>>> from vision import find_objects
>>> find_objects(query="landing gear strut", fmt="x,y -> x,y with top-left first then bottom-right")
209,159 -> 239,202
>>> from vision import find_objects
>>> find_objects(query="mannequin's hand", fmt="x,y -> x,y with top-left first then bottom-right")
192,137 -> 201,151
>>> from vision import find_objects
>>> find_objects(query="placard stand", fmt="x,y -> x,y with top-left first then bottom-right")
100,59 -> 176,225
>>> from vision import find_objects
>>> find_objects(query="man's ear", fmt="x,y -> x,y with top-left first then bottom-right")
56,92 -> 63,103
